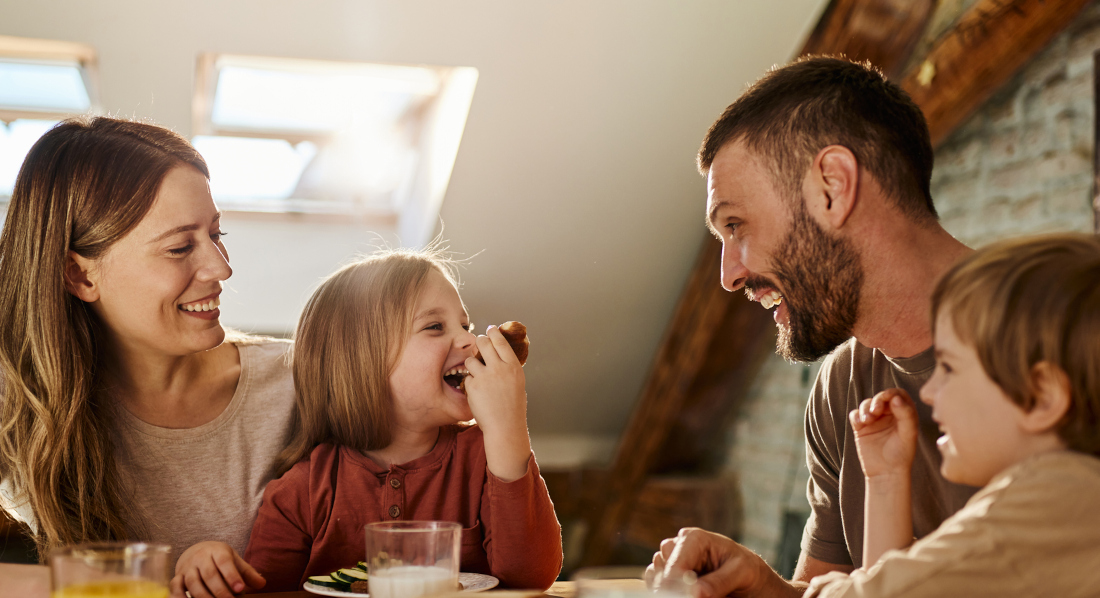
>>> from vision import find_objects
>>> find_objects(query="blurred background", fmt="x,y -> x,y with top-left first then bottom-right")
3,0 -> 1098,578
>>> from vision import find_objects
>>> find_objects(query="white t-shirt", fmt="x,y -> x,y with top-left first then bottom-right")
1,338 -> 296,565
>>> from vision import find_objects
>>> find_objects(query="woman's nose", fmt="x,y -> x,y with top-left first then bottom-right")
721,242 -> 748,292
197,238 -> 233,282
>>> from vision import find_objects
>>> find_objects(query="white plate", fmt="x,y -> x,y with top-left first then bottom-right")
304,572 -> 499,597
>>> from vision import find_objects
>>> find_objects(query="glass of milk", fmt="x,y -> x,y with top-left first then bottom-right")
366,521 -> 461,598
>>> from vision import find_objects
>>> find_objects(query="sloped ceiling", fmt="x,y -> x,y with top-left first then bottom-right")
1,0 -> 827,446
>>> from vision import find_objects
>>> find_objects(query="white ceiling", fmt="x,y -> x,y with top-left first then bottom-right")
2,0 -> 827,440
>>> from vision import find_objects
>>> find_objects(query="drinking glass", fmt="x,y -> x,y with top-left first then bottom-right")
50,542 -> 171,598
365,521 -> 461,598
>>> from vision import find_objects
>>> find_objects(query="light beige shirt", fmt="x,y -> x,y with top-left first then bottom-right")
1,338 -> 296,566
111,338 -> 295,565
806,450 -> 1100,598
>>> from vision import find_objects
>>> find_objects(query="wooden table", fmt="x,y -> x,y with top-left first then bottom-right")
261,579 -> 645,598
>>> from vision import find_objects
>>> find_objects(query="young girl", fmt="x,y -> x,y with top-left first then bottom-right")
244,248 -> 563,592
809,233 -> 1100,597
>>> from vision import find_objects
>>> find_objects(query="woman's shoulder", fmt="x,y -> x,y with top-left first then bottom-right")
230,333 -> 293,402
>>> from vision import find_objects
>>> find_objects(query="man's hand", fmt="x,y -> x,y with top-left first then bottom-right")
645,528 -> 801,598
171,541 -> 265,598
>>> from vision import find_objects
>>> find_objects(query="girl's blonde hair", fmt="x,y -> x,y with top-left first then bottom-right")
0,117 -> 210,558
277,246 -> 461,475
931,232 -> 1100,456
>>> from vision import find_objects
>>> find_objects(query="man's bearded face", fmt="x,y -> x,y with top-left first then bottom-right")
748,201 -> 863,362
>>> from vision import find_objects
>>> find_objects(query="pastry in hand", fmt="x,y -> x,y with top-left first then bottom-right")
448,321 -> 529,392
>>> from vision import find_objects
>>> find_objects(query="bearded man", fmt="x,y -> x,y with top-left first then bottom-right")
647,57 -> 978,597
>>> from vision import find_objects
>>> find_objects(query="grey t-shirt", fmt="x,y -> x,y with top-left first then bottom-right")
111,338 -> 295,566
801,338 -> 978,568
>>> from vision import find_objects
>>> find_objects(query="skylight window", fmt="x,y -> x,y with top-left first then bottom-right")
193,54 -> 477,245
0,35 -> 98,198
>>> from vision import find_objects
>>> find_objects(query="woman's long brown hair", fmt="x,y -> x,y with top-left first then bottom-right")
0,116 -> 209,559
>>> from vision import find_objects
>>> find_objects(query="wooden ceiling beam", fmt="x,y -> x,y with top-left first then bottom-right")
801,0 -> 936,79
901,0 -> 1092,147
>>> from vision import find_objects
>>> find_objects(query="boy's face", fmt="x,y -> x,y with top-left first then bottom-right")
920,308 -> 1031,487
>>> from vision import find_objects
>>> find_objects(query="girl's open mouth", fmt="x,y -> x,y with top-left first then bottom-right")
444,368 -> 469,392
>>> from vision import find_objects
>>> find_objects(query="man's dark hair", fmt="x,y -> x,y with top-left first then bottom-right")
698,56 -> 937,221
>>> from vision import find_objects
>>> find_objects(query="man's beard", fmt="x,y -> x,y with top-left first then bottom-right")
755,203 -> 863,363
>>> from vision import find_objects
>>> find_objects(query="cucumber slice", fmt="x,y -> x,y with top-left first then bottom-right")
309,575 -> 351,590
333,568 -> 370,583
355,561 -> 369,572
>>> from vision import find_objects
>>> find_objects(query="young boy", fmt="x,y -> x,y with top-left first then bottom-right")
806,233 -> 1100,597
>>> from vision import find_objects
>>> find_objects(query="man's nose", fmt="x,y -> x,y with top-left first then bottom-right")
720,243 -> 748,292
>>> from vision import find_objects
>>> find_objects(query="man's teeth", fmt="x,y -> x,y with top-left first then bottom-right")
179,297 -> 221,312
759,290 -> 784,310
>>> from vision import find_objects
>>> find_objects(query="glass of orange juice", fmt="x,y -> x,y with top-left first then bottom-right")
50,542 -> 171,598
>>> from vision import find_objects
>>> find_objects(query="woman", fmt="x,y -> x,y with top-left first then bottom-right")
0,117 -> 295,598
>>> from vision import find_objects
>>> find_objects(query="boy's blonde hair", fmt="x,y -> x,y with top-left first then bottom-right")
276,247 -> 462,475
931,233 -> 1100,456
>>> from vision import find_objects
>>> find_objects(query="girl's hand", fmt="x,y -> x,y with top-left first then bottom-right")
464,325 -> 531,482
850,388 -> 918,481
171,541 -> 265,598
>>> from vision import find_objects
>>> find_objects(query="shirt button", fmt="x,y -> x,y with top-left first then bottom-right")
390,478 -> 402,489
389,505 -> 401,518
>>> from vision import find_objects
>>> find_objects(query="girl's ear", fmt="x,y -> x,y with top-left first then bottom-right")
1021,362 -> 1072,435
64,251 -> 100,303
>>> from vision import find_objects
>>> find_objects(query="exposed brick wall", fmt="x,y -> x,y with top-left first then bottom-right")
723,0 -> 1100,569
933,2 -> 1099,244
723,356 -> 818,565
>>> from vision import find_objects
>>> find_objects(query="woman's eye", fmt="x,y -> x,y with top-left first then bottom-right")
211,231 -> 228,243
168,244 -> 194,256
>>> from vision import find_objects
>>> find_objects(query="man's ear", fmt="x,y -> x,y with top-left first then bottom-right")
1021,361 -> 1072,434
803,145 -> 859,231
64,251 -> 100,303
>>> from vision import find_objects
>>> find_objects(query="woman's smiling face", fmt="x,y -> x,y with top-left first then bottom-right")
388,268 -> 478,431
78,165 -> 232,357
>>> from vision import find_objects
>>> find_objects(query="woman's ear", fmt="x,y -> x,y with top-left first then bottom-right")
804,145 -> 859,231
1021,362 -> 1072,434
64,251 -> 100,303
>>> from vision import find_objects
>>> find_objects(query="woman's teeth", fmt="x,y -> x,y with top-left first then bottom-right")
179,297 -> 220,312
760,290 -> 784,310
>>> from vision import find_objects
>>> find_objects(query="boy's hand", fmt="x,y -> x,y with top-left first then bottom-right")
850,388 -> 918,480
464,325 -> 531,482
171,541 -> 265,598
